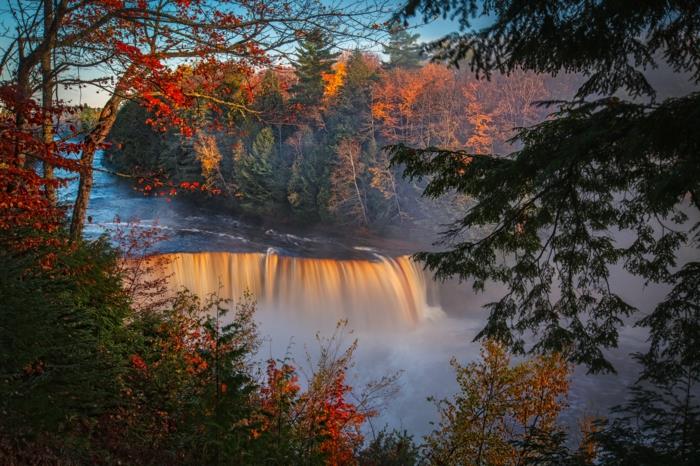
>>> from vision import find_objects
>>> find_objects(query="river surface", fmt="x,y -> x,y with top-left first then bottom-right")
57,150 -> 680,438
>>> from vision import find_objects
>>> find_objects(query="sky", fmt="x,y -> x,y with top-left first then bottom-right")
0,0 -> 477,107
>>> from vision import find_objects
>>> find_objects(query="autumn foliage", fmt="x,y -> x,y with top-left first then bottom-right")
425,340 -> 572,465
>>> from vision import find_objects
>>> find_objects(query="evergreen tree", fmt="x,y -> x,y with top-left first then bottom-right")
289,29 -> 339,114
392,0 -> 700,373
591,263 -> 700,465
237,127 -> 288,215
105,100 -> 167,175
329,50 -> 377,138
255,69 -> 286,125
0,235 -> 131,460
287,145 -> 323,221
382,28 -> 422,69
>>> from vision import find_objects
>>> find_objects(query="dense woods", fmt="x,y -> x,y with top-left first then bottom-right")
105,30 -> 575,231
1,0 -> 698,464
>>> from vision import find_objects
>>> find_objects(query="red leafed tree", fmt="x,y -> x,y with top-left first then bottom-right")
257,321 -> 398,464
1,0 -> 390,240
0,85 -> 78,251
312,370 -> 367,465
258,356 -> 367,465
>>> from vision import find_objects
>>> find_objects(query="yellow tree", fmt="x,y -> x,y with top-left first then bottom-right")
425,340 -> 571,466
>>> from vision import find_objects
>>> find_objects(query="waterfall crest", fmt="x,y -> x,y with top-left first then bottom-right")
154,251 -> 443,328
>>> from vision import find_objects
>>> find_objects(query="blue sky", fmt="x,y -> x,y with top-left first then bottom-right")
0,1 -> 487,107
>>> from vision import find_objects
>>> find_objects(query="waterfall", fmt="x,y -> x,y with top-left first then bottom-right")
153,250 -> 444,328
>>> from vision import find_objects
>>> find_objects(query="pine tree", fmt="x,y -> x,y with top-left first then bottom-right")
289,30 -> 339,115
287,146 -> 323,221
255,69 -> 286,124
0,236 -> 131,457
382,28 -> 422,69
328,50 -> 378,138
393,0 -> 700,373
592,263 -> 700,465
237,127 -> 288,214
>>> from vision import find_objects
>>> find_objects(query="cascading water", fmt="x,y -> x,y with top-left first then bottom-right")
155,250 -> 444,328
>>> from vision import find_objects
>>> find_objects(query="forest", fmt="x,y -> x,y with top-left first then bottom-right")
1,0 -> 698,465
104,29 -> 575,233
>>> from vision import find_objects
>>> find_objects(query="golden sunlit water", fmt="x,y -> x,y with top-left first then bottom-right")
156,251 -> 444,328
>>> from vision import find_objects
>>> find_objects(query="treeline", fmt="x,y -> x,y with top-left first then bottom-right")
106,30 -> 576,230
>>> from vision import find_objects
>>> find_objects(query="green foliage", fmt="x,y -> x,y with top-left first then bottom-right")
356,429 -> 422,466
236,127 -> 289,214
289,29 -> 339,112
287,147 -> 323,221
392,0 -> 700,372
0,233 -> 131,461
105,100 -> 168,176
0,236 -> 129,426
383,28 -> 423,69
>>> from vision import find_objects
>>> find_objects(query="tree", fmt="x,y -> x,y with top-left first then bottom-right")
392,0 -> 700,373
0,234 -> 132,462
254,69 -> 290,150
382,28 -> 423,69
1,0 -> 390,241
369,148 -> 404,223
194,132 -> 224,191
237,127 -> 288,214
424,340 -> 571,466
286,128 -> 321,220
329,138 -> 369,225
591,263 -> 700,465
356,429 -> 421,466
254,321 -> 394,465
289,29 -> 340,122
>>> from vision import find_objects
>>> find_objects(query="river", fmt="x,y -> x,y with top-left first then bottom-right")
57,149 -> 668,438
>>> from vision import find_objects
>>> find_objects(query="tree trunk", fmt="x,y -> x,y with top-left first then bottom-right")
41,0 -> 56,204
388,168 -> 403,222
347,148 -> 368,225
15,43 -> 31,168
69,93 -> 122,241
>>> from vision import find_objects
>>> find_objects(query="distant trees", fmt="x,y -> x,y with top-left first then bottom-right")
383,28 -> 423,69
0,0 -> 391,242
107,32 -> 566,232
236,127 -> 289,214
290,30 -> 340,123
329,138 -> 369,225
